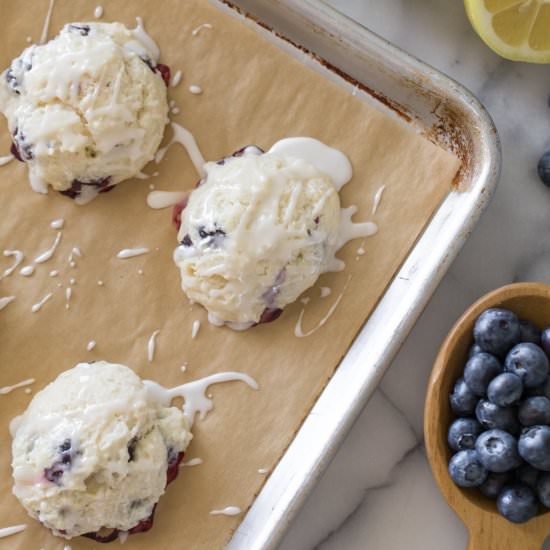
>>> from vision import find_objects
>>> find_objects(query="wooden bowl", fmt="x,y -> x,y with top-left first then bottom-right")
425,282 -> 550,550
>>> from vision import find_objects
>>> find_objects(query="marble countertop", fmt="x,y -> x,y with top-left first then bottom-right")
280,1 -> 550,549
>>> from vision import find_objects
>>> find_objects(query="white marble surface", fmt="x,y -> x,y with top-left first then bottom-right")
280,1 -> 550,549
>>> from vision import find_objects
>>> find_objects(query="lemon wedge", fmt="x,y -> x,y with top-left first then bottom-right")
465,0 -> 550,63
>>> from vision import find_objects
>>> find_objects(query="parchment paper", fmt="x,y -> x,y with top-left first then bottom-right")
0,1 -> 461,548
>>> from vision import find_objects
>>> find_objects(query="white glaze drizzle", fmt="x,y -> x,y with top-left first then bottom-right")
356,246 -> 366,256
69,277 -> 76,285
146,190 -> 188,209
118,532 -> 128,544
209,507 -> 241,517
0,378 -> 35,395
325,207 -> 378,272
268,137 -> 352,191
0,296 -> 15,311
24,388 -> 31,394
258,468 -> 268,475
25,36 -> 32,43
49,270 -> 59,277
19,265 -> 35,277
191,320 -> 201,339
87,340 -> 96,351
144,372 -> 258,427
65,287 -> 72,309
189,85 -> 203,95
147,329 -> 160,362
116,247 -> 150,259
0,524 -> 27,538
68,247 -> 81,266
191,23 -> 213,36
50,218 -> 64,229
34,231 -> 62,264
40,0 -> 56,44
132,17 -> 160,62
170,70 -> 182,87
295,276 -> 351,338
320,287 -> 331,298
97,280 -> 104,286
0,154 -> 14,166
372,185 -> 386,215
94,5 -> 103,18
31,292 -> 53,313
155,123 -> 206,177
182,457 -> 203,467
1,250 -> 24,279
135,171 -> 151,180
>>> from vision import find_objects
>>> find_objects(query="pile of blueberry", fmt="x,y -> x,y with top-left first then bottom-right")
448,307 -> 550,523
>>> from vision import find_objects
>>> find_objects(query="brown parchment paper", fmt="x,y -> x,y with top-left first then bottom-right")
0,1 -> 461,548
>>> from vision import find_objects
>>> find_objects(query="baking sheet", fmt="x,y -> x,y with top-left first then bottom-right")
0,0 -> 460,548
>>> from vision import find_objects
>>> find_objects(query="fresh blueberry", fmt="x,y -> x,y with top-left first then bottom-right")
68,24 -> 91,36
480,472 -> 511,499
448,450 -> 487,487
487,372 -> 523,407
474,308 -> 521,357
518,396 -> 550,426
447,418 -> 483,451
519,319 -> 541,345
475,429 -> 521,473
538,151 -> 550,187
536,472 -> 550,507
450,378 -> 479,416
127,437 -> 138,462
519,426 -> 550,470
526,377 -> 550,398
541,327 -> 550,357
464,353 -> 501,396
475,399 -> 519,433
468,343 -> 484,358
44,439 -> 75,485
504,343 -> 549,388
515,464 -> 540,490
497,483 -> 538,523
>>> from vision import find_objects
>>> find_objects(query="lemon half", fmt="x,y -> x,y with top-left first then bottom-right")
465,0 -> 550,63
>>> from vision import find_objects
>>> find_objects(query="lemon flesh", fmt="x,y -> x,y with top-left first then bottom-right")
465,0 -> 550,63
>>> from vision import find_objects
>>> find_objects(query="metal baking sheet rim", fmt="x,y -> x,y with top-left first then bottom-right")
210,1 -> 502,548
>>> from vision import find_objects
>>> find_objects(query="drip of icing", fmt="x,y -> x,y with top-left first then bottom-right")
116,247 -> 150,259
189,85 -> 203,95
180,364 -> 187,373
50,218 -> 64,229
144,372 -> 258,427
40,0 -> 56,44
0,154 -> 14,166
0,524 -> 27,539
325,207 -> 378,272
258,468 -> 268,474
0,378 -> 35,395
69,277 -> 76,285
34,231 -> 62,264
132,17 -> 160,62
49,270 -> 59,277
207,312 -> 255,332
31,292 -> 53,313
87,340 -> 96,351
182,457 -> 203,467
135,171 -> 151,180
192,23 -> 213,36
64,545 -> 72,550
0,296 -> 15,311
209,507 -> 241,517
300,297 -> 310,305
320,287 -> 331,298
68,247 -> 82,266
268,137 -> 352,191
147,190 -> 188,209
170,70 -> 182,87
118,531 -> 128,544
372,185 -> 386,215
147,329 -> 160,362
94,5 -> 103,18
191,320 -> 201,339
26,36 -> 32,43
2,250 -> 24,279
295,276 -> 351,338
19,265 -> 35,277
155,123 -> 206,177
65,287 -> 72,309
356,247 -> 365,256
97,280 -> 104,286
